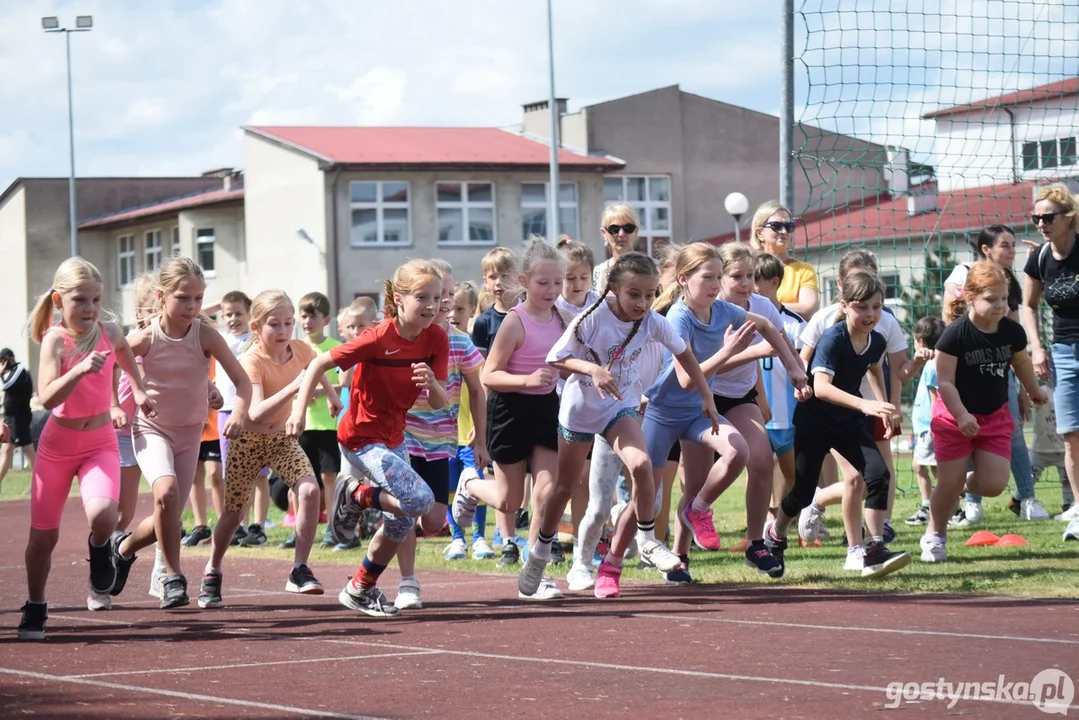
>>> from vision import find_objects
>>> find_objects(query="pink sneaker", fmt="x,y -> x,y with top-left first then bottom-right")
283,511 -> 297,528
593,560 -> 622,599
681,497 -> 721,551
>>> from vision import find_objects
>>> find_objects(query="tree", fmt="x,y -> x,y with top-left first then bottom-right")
899,246 -> 955,331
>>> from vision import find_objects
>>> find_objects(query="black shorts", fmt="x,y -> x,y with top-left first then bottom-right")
714,388 -> 759,417
299,429 -> 341,478
487,389 -> 559,465
667,440 -> 681,464
199,440 -> 222,463
409,455 -> 450,505
3,412 -> 32,448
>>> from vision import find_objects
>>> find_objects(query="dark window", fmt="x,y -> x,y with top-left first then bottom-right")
1061,137 -> 1077,167
1022,142 -> 1039,171
880,272 -> 901,300
1041,139 -> 1058,169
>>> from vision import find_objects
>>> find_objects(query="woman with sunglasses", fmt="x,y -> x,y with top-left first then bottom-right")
593,205 -> 640,293
750,201 -> 819,317
1023,183 -> 1079,525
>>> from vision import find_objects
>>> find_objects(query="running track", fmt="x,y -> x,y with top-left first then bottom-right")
0,497 -> 1076,719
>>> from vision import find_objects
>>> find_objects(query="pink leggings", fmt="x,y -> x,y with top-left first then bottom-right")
31,420 -> 120,531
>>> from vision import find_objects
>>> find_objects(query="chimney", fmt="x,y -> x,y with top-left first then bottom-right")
521,98 -> 568,142
907,186 -> 938,217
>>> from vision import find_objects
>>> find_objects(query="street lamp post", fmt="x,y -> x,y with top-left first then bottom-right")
724,192 -> 750,243
545,0 -> 560,240
42,15 -> 93,258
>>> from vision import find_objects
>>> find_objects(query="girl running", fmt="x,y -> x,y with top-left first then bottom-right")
767,271 -> 909,578
198,291 -> 339,607
644,242 -> 806,584
288,259 -> 448,617
110,257 -> 252,609
452,239 -> 565,599
521,252 -> 707,599
592,205 -> 640,292
921,262 -> 1047,562
18,258 -> 152,639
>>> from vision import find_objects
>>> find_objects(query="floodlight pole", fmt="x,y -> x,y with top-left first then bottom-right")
546,0 -> 560,240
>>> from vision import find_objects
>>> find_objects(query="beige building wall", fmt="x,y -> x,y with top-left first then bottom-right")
0,188 -> 31,365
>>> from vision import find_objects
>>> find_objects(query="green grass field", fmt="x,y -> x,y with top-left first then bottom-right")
2,458 -> 1075,598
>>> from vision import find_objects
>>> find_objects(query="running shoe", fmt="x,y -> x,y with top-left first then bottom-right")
279,533 -> 296,549
443,538 -> 467,560
663,562 -> 693,586
160,574 -> 190,609
109,531 -> 136,597
518,547 -> 551,597
17,602 -> 47,641
920,534 -> 947,563
549,539 -> 566,565
330,474 -> 365,545
471,537 -> 495,559
240,523 -> 267,547
451,468 -> 480,528
87,533 -> 117,595
198,570 -> 223,609
566,562 -> 594,591
593,560 -> 622,599
339,583 -> 400,617
286,564 -> 324,595
498,539 -> 520,566
637,537 -> 682,573
763,520 -> 788,575
744,540 -> 782,578
394,577 -> 423,609
798,504 -> 826,543
182,525 -> 213,547
1019,498 -> 1051,520
87,589 -> 111,611
230,525 -> 247,546
904,506 -> 930,526
861,541 -> 910,578
681,496 -> 721,551
519,577 -> 562,601
843,546 -> 865,571
319,528 -> 336,549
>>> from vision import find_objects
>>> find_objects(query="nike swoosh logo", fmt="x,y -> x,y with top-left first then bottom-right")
385,349 -> 400,355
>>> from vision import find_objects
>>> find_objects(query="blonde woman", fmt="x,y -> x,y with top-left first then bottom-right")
593,205 -> 640,293
750,201 -> 818,317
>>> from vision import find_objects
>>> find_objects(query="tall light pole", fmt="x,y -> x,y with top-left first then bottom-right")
545,0 -> 560,240
42,15 -> 92,258
724,192 -> 749,243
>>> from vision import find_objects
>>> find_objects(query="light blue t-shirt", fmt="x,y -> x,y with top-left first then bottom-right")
645,298 -> 747,421
911,359 -> 938,435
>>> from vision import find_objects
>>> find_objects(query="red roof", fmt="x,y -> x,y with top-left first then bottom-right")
708,180 -> 1038,249
245,126 -> 621,169
79,187 -> 243,229
922,78 -> 1079,119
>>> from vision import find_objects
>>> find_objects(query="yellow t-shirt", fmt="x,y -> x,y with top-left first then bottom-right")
777,261 -> 818,307
458,382 -> 474,447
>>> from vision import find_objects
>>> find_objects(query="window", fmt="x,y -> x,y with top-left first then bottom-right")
117,235 -> 135,288
821,275 -> 836,306
602,175 -> 672,257
349,181 -> 411,246
171,226 -> 181,256
144,230 -> 162,272
1023,136 -> 1077,172
521,182 -> 579,240
436,182 -> 495,245
196,228 -> 215,273
880,272 -> 901,301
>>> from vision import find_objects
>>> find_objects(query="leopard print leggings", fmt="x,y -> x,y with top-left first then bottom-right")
224,432 -> 313,513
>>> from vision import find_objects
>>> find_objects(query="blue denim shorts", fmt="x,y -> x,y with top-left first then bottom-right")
1051,342 -> 1079,435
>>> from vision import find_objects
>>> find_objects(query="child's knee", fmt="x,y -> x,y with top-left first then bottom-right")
726,435 -> 751,468
383,514 -> 415,543
27,528 -> 59,552
402,485 -> 435,518
153,480 -> 179,509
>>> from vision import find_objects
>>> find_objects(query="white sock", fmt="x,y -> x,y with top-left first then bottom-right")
205,561 -> 221,574
690,496 -> 710,513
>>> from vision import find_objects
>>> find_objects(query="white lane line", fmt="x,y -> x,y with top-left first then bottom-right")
0,667 -> 388,720
67,650 -> 440,678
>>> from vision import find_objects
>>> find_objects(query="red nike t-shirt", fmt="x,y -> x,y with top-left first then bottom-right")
331,319 -> 449,450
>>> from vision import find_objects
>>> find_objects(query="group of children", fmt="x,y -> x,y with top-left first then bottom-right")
15,200 -> 1063,637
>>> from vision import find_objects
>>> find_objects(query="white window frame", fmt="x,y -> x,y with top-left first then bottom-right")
144,229 -> 163,272
170,226 -> 181,256
436,181 -> 497,247
603,174 -> 672,257
348,181 -> 412,248
1021,135 -> 1077,174
195,228 -> 216,276
520,182 -> 579,241
117,234 -> 136,289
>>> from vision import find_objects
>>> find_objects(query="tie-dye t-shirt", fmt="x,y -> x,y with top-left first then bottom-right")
405,326 -> 483,460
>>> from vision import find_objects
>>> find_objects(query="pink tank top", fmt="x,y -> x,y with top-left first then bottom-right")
136,317 -> 210,429
53,325 -> 115,419
506,305 -> 563,395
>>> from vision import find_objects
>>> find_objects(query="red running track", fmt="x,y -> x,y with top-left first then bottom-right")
0,497 -> 1076,719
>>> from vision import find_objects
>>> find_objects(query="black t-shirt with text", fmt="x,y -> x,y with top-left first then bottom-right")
935,314 -> 1027,415
1024,236 -> 1079,343
794,321 -> 886,433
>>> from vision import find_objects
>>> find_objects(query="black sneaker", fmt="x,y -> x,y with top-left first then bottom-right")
330,474 -> 365,545
198,571 -> 223,609
239,523 -> 267,547
905,506 -> 930,526
498,539 -> 520,567
745,540 -> 783,578
515,508 -> 530,530
109,531 -> 136,596
947,507 -> 966,527
87,534 -> 117,594
763,521 -> 788,574
160,574 -> 190,609
279,533 -> 296,549
286,564 -> 324,595
861,541 -> 911,578
338,583 -> 400,617
17,602 -> 48,641
230,525 -> 247,547
663,563 -> 693,585
182,525 -> 213,547
883,521 -> 896,544
549,540 -> 566,565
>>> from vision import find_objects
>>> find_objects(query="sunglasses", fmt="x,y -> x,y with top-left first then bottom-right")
604,223 -> 637,235
764,221 -> 796,233
1031,213 -> 1062,226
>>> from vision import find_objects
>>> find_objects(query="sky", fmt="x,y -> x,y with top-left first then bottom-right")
1,0 -> 1077,195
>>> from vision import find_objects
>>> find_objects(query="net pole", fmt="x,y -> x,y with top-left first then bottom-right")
779,0 -> 795,214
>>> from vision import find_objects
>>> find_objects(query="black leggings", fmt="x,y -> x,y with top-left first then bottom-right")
781,423 -> 890,518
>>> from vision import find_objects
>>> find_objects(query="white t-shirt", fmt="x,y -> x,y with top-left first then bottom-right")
548,301 -> 686,434
944,264 -> 968,290
216,331 -> 249,412
711,294 -> 785,398
800,302 -> 906,401
555,292 -> 600,395
592,259 -> 613,294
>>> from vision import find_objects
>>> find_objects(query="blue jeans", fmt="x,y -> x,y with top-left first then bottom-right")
967,377 -> 1033,503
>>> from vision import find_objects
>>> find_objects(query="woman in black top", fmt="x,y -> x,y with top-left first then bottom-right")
1022,182 -> 1079,524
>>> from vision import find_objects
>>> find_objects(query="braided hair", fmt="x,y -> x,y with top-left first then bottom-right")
572,252 -> 657,369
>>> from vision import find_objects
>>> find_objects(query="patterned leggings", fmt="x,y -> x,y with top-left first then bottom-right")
339,442 -> 435,542
224,432 -> 313,513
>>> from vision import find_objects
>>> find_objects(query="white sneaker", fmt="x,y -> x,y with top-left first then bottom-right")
148,557 -> 166,600
951,501 -> 983,527
443,538 -> 467,560
450,468 -> 480,528
393,577 -> 422,610
566,562 -> 595,591
519,577 -> 563,601
1019,497 -> 1051,520
87,589 -> 112,611
1054,504 -> 1079,522
798,504 -> 825,542
843,546 -> 865,572
472,537 -> 496,559
517,547 -> 551,597
919,534 -> 947,563
637,537 -> 682,573
1064,518 -> 1079,541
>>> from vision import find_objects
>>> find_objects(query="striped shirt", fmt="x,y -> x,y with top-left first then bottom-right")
761,304 -> 806,430
405,327 -> 483,460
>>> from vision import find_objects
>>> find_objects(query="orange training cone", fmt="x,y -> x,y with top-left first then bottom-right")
728,536 -> 748,553
994,534 -> 1030,547
799,537 -> 823,548
965,530 -> 1001,547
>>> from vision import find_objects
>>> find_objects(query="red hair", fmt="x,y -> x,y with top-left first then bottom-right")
945,261 -> 1007,323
